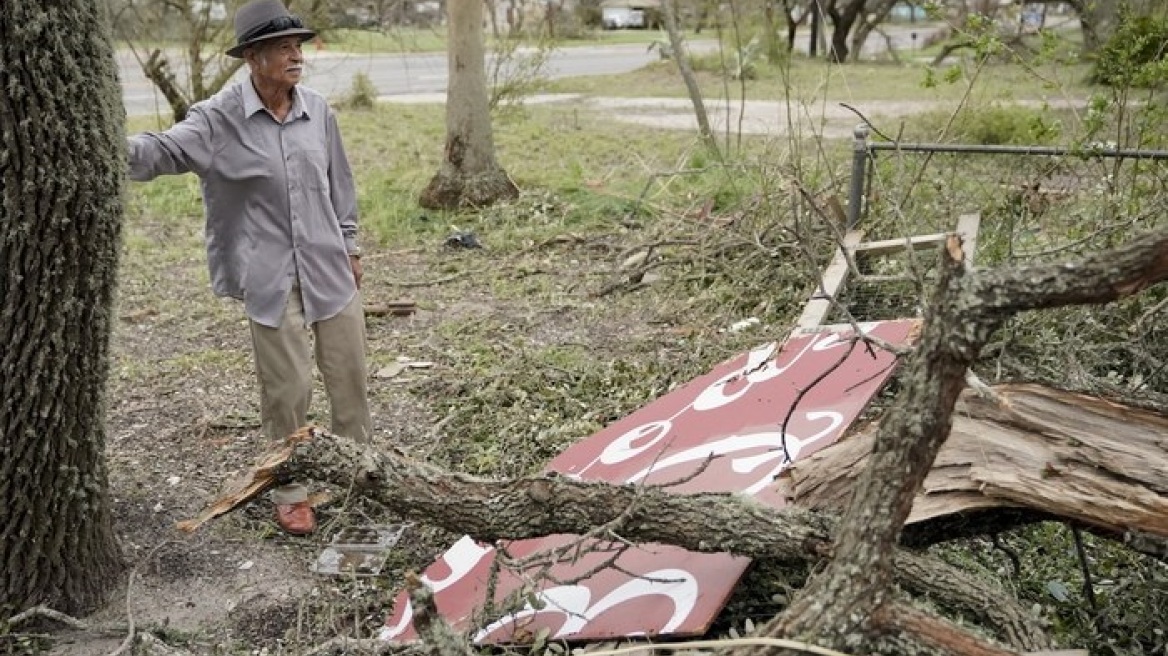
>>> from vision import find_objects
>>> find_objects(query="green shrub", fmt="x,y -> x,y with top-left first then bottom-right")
912,104 -> 1062,145
1091,11 -> 1168,88
337,72 -> 379,110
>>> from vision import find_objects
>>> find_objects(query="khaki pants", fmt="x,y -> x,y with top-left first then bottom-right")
250,285 -> 372,504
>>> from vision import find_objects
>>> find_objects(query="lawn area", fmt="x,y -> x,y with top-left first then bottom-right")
545,54 -> 1097,105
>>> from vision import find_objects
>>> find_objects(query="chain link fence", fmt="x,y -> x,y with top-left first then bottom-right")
830,128 -> 1168,402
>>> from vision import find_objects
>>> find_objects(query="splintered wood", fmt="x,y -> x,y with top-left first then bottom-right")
176,427 -> 315,533
787,384 -> 1168,539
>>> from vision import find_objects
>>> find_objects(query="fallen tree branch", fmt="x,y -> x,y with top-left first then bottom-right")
789,384 -> 1168,541
181,427 -> 1044,650
585,637 -> 855,656
893,550 -> 1048,651
5,605 -> 90,631
179,230 -> 1167,655
739,228 -> 1168,655
873,603 -> 1018,656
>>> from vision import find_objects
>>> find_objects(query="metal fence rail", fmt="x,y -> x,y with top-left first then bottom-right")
846,125 -> 1168,228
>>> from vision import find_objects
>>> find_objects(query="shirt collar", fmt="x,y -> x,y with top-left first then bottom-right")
242,80 -> 311,121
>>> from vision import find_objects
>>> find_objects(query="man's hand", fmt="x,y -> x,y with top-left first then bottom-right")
350,255 -> 363,290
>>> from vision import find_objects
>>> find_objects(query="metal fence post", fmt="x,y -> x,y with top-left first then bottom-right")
848,124 -> 870,229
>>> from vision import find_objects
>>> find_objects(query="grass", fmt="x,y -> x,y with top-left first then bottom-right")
545,53 -> 1098,104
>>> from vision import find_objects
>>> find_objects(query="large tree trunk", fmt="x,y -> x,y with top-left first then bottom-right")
809,0 -> 822,57
0,0 -> 126,620
419,0 -> 519,209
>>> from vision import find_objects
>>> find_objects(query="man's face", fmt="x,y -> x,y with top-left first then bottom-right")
247,36 -> 304,87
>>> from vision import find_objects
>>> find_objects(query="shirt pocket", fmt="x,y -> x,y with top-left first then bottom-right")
290,148 -> 329,193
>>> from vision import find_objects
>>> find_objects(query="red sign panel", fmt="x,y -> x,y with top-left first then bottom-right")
382,320 -> 917,644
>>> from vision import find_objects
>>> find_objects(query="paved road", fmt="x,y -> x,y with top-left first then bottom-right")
120,23 -> 944,116
120,42 -> 685,116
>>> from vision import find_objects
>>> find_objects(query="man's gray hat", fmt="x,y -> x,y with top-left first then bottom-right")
226,0 -> 316,58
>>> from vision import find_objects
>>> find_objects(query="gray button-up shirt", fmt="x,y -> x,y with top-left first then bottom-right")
128,80 -> 359,328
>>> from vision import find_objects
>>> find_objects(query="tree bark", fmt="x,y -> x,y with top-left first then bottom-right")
790,384 -> 1168,544
0,0 -> 126,620
419,0 -> 519,209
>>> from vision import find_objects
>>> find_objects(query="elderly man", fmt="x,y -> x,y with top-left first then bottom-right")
127,0 -> 373,535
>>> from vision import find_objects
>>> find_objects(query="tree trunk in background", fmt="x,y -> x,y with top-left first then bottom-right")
1059,0 -> 1158,53
0,0 -> 126,620
809,0 -> 821,56
661,0 -> 721,157
419,0 -> 519,209
827,0 -> 863,63
850,0 -> 897,60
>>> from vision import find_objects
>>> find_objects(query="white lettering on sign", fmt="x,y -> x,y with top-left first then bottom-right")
599,420 -> 674,465
624,411 -> 844,495
474,568 -> 699,641
381,536 -> 494,640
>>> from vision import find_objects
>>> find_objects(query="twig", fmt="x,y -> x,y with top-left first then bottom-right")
5,605 -> 90,631
990,532 -> 1022,579
395,271 -> 474,288
582,637 -> 855,656
838,102 -> 896,143
108,540 -> 173,656
779,337 -> 861,463
1070,525 -> 1097,612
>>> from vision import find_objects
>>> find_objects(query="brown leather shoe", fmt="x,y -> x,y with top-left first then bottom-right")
275,501 -> 316,535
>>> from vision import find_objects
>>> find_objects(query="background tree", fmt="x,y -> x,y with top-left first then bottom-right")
0,0 -> 126,621
109,0 -> 337,123
419,0 -> 519,209
812,0 -> 898,63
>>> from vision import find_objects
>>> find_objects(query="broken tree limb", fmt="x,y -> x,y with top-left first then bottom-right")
755,233 -> 990,653
872,603 -> 1019,656
892,550 -> 1048,651
271,427 -> 838,563
789,383 -> 1168,543
175,433 -> 307,533
738,228 -> 1168,655
180,427 -> 1045,651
